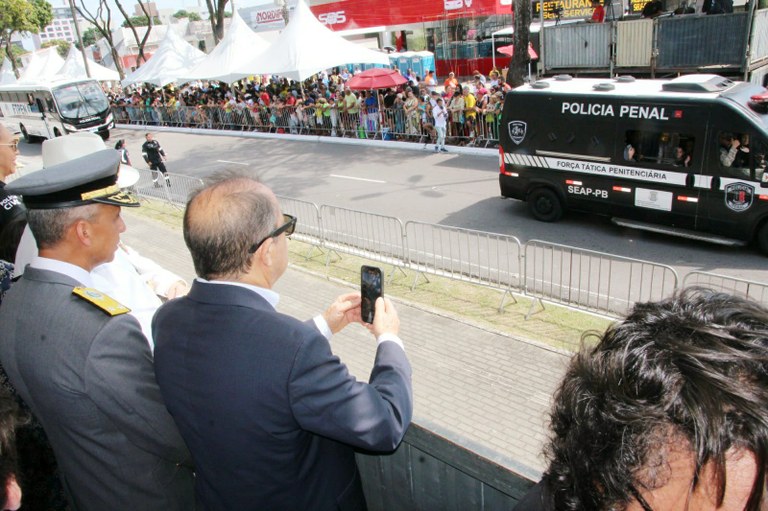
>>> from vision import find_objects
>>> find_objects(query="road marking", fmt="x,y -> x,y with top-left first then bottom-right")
329,174 -> 386,184
217,160 -> 249,166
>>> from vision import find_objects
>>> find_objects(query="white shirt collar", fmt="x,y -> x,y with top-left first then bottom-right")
196,278 -> 279,310
29,256 -> 95,287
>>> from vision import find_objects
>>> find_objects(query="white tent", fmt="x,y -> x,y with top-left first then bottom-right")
56,46 -> 120,82
182,10 -> 272,84
0,58 -> 16,85
121,27 -> 206,87
240,0 -> 390,81
17,47 -> 66,83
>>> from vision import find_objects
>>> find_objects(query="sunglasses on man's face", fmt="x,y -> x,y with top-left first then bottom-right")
249,214 -> 297,254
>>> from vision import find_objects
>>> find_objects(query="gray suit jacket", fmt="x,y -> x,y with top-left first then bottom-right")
0,267 -> 194,511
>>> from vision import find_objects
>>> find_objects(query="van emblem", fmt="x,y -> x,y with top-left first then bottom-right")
508,121 -> 527,145
724,182 -> 754,212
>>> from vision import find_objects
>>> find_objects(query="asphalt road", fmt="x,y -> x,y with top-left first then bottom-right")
15,128 -> 768,283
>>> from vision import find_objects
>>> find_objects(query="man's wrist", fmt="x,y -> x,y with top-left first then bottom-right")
377,333 -> 404,351
313,315 -> 332,340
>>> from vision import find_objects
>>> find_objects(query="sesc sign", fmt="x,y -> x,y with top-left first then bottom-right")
318,10 -> 346,25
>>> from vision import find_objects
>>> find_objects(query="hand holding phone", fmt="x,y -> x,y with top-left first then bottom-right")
361,265 -> 383,324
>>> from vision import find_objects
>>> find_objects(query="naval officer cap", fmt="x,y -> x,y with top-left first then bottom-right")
6,149 -> 140,209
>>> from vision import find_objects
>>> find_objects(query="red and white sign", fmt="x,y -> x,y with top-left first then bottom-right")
310,0 -> 508,31
254,8 -> 284,24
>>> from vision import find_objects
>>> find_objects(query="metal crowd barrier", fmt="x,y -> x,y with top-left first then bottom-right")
682,271 -> 768,307
276,196 -> 323,258
404,221 -> 523,311
523,240 -> 679,317
318,205 -> 406,275
133,168 -> 204,208
133,186 -> 768,319
111,103 -> 501,148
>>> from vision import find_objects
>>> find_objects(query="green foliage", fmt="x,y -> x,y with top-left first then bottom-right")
121,15 -> 161,27
41,38 -> 70,57
0,0 -> 53,39
223,10 -> 232,17
173,9 -> 201,21
29,0 -> 53,31
76,27 -> 100,49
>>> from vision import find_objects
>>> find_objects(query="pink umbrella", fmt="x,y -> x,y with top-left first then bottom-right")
497,43 -> 539,59
345,68 -> 408,90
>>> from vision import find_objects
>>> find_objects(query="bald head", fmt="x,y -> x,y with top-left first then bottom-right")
184,176 -> 280,280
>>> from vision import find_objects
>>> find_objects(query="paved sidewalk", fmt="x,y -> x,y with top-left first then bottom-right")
123,209 -> 571,481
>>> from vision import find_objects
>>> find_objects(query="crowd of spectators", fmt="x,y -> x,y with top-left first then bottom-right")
109,67 -> 510,149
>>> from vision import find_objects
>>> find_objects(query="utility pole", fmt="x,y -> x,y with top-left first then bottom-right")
69,0 -> 92,78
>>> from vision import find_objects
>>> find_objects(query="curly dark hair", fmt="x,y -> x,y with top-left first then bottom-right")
543,287 -> 768,511
0,383 -> 22,507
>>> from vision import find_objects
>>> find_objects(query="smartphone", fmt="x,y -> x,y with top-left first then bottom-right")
361,265 -> 383,324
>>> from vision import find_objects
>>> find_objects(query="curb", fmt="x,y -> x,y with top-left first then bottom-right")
115,123 -> 499,158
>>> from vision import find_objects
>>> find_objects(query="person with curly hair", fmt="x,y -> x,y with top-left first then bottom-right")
515,287 -> 768,511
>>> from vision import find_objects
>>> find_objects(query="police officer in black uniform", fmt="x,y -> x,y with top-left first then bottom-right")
141,133 -> 170,187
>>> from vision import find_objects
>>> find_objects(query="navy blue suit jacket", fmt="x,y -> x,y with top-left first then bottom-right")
153,280 -> 413,511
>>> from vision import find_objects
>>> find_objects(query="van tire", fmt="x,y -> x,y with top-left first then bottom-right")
53,128 -> 62,138
20,124 -> 30,143
757,222 -> 768,256
528,188 -> 563,222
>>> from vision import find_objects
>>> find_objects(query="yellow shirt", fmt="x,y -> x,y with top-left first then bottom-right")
464,94 -> 477,119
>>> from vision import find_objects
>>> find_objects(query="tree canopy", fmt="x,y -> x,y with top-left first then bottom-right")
75,26 -> 100,49
121,14 -> 161,27
173,9 -> 201,21
0,0 -> 53,75
41,38 -> 70,57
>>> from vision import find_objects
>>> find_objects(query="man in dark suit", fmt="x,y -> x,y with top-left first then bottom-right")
153,174 -> 413,511
0,150 -> 194,511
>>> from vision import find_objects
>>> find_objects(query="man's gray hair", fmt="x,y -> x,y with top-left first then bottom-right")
184,172 -> 279,280
27,204 -> 99,249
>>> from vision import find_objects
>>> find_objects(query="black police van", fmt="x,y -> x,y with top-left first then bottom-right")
498,74 -> 768,254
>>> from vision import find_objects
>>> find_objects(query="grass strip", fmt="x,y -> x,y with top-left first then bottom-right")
133,198 -> 611,352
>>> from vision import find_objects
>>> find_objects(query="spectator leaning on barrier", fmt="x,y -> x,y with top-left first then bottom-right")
514,287 -> 768,511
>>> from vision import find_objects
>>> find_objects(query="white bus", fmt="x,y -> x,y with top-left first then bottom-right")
0,78 -> 114,141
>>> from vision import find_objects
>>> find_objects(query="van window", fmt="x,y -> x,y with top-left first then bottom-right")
624,130 -> 695,167
717,131 -> 757,178
754,138 -> 768,183
723,134 -> 768,183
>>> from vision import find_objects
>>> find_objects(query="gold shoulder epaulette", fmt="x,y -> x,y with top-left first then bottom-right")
72,287 -> 131,316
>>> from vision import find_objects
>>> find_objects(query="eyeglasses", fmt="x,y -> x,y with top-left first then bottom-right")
249,214 -> 297,253
0,140 -> 19,151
